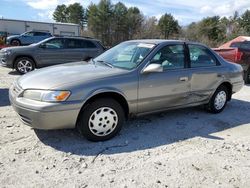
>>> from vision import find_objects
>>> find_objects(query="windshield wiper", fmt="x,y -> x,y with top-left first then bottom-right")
96,60 -> 114,68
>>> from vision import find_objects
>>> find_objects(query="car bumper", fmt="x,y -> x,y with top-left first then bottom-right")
9,85 -> 82,130
232,81 -> 244,93
0,53 -> 12,68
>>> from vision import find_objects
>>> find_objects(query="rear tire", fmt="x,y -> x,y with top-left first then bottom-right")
14,57 -> 35,74
77,98 -> 125,141
206,85 -> 228,114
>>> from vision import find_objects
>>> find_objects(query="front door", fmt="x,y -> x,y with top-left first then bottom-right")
35,38 -> 68,67
138,44 -> 191,113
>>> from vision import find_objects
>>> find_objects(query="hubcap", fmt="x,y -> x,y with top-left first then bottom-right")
214,91 -> 227,110
88,107 -> 118,137
17,60 -> 33,73
12,40 -> 20,46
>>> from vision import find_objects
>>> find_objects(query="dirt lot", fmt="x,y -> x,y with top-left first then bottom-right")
0,66 -> 250,188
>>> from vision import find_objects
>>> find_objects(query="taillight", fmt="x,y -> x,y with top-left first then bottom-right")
236,51 -> 243,61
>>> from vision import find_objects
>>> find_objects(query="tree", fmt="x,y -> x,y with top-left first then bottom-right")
140,16 -> 160,39
126,7 -> 144,39
87,3 -> 101,38
53,3 -> 87,29
158,13 -> 179,39
240,9 -> 250,34
182,22 -> 200,41
67,3 -> 87,27
198,16 -> 226,46
53,5 -> 68,23
113,2 -> 128,44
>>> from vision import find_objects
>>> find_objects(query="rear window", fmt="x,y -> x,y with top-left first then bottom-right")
34,32 -> 49,36
85,40 -> 97,48
66,39 -> 97,49
230,42 -> 241,48
240,42 -> 250,49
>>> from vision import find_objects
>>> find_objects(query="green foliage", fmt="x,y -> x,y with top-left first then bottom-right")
87,1 -> 143,46
52,1 -> 250,48
53,3 -> 86,28
158,13 -> 180,39
53,5 -> 68,23
126,7 -> 144,40
239,10 -> 250,34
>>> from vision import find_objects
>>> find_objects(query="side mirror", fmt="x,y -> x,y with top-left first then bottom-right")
39,43 -> 46,49
143,63 -> 163,73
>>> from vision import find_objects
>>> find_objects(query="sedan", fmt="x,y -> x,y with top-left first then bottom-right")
9,40 -> 244,141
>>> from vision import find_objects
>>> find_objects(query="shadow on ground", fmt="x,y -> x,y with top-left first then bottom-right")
8,71 -> 20,75
0,88 -> 10,107
34,98 -> 250,156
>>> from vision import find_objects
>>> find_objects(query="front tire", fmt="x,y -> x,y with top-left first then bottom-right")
77,98 -> 125,141
14,57 -> 35,74
11,39 -> 21,46
206,85 -> 228,114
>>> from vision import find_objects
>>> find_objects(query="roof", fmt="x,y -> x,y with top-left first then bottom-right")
219,36 -> 250,48
52,36 -> 98,41
0,18 -> 79,27
126,39 -> 185,44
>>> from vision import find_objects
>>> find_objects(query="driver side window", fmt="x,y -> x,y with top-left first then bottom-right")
43,39 -> 64,49
24,32 -> 35,36
150,44 -> 185,70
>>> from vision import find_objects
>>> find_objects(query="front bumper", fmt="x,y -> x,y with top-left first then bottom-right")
9,84 -> 82,130
232,80 -> 244,93
0,52 -> 12,68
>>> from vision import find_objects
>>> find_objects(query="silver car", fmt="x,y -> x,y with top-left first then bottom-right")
9,40 -> 244,141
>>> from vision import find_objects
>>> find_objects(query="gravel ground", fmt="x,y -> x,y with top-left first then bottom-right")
0,66 -> 250,188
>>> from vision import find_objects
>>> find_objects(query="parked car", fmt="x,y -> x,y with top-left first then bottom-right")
6,31 -> 52,46
9,40 -> 244,141
0,36 -> 105,74
213,37 -> 250,84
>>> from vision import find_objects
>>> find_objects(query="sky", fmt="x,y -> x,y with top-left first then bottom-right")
0,0 -> 250,25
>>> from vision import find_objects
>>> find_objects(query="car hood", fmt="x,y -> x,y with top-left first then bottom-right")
17,62 -> 127,90
2,45 -> 34,51
7,35 -> 20,40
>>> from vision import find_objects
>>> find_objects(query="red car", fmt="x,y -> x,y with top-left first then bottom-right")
213,36 -> 250,84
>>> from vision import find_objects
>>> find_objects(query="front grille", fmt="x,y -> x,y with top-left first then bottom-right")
0,58 -> 6,65
18,114 -> 32,125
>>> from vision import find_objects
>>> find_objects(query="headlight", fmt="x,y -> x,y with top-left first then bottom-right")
2,49 -> 11,56
23,90 -> 71,102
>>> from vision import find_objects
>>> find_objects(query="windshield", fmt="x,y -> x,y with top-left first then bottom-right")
94,42 -> 155,70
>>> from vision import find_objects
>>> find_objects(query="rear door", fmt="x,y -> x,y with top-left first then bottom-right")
138,43 -> 192,113
187,44 -> 223,103
64,39 -> 103,61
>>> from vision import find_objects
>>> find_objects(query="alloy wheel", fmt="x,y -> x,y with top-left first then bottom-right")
17,60 -> 33,73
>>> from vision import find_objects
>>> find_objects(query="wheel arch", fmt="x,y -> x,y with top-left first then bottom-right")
13,55 -> 37,68
76,90 -> 130,125
215,81 -> 233,101
10,38 -> 21,45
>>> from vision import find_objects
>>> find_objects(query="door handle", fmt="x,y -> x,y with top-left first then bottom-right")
180,77 -> 188,82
